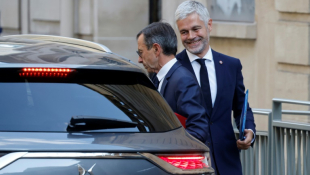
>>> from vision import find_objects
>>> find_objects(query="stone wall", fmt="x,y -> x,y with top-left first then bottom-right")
161,0 -> 310,128
0,0 -> 148,67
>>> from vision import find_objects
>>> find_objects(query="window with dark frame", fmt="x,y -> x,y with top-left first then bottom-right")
206,0 -> 255,23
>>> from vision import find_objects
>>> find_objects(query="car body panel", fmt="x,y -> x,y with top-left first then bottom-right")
0,128 -> 208,152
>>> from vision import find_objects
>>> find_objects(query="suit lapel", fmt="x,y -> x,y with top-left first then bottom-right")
211,49 -> 224,118
160,61 -> 181,96
176,49 -> 195,75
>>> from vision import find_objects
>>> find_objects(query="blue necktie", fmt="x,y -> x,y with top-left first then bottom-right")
153,76 -> 160,90
196,59 -> 213,115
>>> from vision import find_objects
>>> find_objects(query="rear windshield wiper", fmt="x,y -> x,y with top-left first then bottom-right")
66,115 -> 138,132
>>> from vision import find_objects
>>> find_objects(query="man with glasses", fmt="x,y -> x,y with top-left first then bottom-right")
136,22 -> 210,144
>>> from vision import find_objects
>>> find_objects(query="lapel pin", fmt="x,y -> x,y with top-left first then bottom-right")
219,60 -> 223,64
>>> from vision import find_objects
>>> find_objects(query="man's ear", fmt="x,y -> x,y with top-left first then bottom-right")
208,19 -> 212,32
153,43 -> 161,56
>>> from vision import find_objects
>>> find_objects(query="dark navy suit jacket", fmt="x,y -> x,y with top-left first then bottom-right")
158,61 -> 209,143
176,49 -> 256,175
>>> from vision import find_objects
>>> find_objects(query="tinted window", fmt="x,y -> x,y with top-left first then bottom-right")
0,76 -> 180,132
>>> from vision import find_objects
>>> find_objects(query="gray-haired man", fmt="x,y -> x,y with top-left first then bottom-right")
175,1 -> 256,175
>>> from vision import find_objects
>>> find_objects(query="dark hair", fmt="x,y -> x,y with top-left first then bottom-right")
136,22 -> 177,56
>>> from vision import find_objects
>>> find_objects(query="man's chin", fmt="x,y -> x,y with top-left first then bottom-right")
184,43 -> 208,55
146,68 -> 153,73
185,47 -> 203,55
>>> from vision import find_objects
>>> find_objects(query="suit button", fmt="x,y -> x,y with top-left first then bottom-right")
210,122 -> 213,125
207,142 -> 210,146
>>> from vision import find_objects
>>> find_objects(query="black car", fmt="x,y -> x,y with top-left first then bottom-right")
0,35 -> 214,175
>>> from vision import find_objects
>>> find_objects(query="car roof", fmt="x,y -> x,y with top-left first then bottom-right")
0,35 -> 143,73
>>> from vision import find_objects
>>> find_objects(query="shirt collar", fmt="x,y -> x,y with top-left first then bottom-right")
186,46 -> 213,63
156,58 -> 177,82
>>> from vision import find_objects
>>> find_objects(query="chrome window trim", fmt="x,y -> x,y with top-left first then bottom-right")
22,152 -> 141,158
0,152 -> 28,169
0,152 -> 140,170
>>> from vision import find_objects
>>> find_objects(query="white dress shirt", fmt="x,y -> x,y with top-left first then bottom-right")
186,47 -> 255,142
156,58 -> 177,92
186,47 -> 217,107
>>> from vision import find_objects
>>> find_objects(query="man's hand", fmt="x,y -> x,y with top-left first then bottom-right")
236,129 -> 254,150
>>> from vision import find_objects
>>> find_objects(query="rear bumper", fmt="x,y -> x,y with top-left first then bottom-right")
0,152 -> 214,175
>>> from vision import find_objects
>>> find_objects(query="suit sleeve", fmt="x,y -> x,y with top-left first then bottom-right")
232,59 -> 256,142
175,75 -> 209,143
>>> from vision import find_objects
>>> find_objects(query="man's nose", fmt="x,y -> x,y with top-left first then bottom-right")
188,30 -> 196,39
138,56 -> 143,63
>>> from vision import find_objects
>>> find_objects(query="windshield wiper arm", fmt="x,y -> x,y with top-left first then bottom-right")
66,115 -> 138,132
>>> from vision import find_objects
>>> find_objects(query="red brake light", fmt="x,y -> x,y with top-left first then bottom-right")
19,68 -> 74,77
158,155 -> 208,170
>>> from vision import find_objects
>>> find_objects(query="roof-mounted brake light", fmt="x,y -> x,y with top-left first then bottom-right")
19,68 -> 74,77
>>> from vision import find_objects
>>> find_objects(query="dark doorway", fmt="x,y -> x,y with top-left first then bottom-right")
149,0 -> 161,24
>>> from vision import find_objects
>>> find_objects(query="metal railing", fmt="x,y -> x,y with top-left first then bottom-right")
235,109 -> 271,175
272,98 -> 310,175
234,98 -> 310,175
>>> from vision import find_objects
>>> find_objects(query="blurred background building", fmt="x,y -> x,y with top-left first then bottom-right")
0,0 -> 309,127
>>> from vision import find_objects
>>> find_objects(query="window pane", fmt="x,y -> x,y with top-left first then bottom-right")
207,0 -> 255,22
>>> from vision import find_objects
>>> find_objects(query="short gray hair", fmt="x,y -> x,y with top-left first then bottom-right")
175,0 -> 210,27
136,22 -> 177,56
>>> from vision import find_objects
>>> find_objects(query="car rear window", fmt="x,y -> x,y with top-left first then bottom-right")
0,69 -> 181,132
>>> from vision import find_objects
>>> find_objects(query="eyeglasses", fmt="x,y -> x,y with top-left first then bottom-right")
136,51 -> 142,58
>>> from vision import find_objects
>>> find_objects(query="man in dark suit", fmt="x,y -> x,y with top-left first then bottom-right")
175,1 -> 256,175
136,22 -> 210,144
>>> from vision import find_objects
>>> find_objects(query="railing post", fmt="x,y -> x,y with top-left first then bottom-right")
272,100 -> 282,121
271,100 -> 282,175
267,112 -> 272,175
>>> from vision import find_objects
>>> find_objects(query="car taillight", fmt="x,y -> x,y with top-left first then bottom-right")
19,67 -> 74,77
158,155 -> 208,170
140,152 -> 213,174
